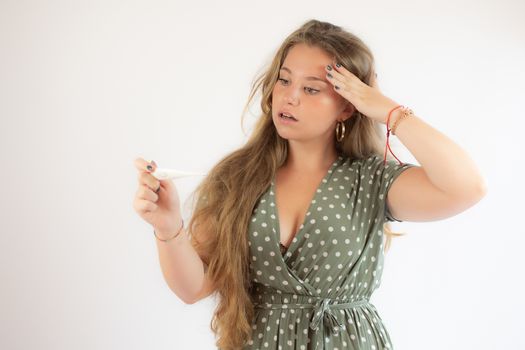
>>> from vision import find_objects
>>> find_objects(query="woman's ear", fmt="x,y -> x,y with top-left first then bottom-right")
343,101 -> 355,118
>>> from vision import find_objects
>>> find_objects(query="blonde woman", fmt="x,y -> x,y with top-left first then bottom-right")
133,19 -> 487,350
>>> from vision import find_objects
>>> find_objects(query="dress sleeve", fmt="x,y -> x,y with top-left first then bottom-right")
365,155 -> 418,222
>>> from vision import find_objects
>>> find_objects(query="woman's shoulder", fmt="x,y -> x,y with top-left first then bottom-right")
350,153 -> 407,171
340,153 -> 415,181
339,153 -> 380,171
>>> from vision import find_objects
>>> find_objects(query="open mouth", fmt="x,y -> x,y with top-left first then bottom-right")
279,112 -> 298,121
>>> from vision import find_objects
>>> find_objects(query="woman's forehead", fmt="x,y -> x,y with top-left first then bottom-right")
282,45 -> 334,75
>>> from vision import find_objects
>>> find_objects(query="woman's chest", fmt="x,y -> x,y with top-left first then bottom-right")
274,174 -> 323,247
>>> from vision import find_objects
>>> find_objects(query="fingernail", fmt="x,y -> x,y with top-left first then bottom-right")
336,63 -> 341,68
326,65 -> 332,71
147,165 -> 153,171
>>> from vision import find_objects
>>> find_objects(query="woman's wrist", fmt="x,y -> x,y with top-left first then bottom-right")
153,217 -> 185,242
385,107 -> 403,128
390,107 -> 414,135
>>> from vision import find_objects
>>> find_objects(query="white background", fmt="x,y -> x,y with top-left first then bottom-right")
1,0 -> 523,349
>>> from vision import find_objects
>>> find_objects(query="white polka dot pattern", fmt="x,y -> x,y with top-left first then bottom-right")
242,154 -> 416,349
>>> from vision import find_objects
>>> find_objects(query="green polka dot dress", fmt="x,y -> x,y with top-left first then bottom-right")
243,154 -> 416,350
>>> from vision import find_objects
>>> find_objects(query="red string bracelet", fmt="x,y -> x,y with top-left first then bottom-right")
384,105 -> 405,166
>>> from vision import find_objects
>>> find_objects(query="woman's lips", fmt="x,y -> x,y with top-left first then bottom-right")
279,112 -> 298,121
278,112 -> 298,124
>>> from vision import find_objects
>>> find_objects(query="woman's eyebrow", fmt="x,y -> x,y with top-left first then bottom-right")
280,66 -> 328,84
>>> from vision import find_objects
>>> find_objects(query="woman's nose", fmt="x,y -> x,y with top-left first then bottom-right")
284,89 -> 299,104
285,95 -> 297,104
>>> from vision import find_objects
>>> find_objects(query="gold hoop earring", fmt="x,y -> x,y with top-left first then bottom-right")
335,120 -> 345,142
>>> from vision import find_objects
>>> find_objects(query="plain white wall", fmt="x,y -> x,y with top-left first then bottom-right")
1,0 -> 523,349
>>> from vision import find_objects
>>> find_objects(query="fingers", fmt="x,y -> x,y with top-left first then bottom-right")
327,62 -> 357,81
133,157 -> 162,217
137,183 -> 159,202
139,172 -> 161,192
326,69 -> 344,88
134,157 -> 156,172
133,198 -> 158,213
325,63 -> 356,92
134,157 -> 161,192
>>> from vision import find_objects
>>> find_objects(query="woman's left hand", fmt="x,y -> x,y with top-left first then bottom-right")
325,62 -> 401,125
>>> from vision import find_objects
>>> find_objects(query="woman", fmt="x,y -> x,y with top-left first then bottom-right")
133,19 -> 487,350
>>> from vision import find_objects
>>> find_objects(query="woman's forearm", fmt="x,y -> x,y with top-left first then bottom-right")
391,111 -> 487,197
155,223 -> 206,304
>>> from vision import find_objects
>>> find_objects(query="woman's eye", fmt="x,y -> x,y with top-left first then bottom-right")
277,78 -> 319,94
305,87 -> 319,94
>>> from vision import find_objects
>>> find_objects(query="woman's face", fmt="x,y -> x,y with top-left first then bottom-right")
271,43 -> 354,142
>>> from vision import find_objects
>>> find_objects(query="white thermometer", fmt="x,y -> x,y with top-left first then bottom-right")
151,168 -> 207,180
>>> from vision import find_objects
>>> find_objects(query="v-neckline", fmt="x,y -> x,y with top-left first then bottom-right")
271,155 -> 342,257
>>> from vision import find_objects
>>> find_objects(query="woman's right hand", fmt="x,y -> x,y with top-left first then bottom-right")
132,157 -> 183,238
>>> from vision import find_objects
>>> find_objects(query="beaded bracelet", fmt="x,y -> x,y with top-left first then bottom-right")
153,219 -> 185,242
391,107 -> 414,135
384,105 -> 414,166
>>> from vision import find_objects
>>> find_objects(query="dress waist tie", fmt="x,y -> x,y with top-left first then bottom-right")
254,296 -> 370,350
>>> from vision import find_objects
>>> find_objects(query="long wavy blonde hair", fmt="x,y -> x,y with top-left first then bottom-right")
185,18 -> 407,350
